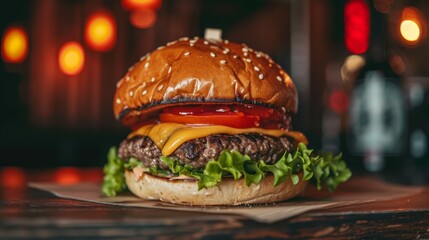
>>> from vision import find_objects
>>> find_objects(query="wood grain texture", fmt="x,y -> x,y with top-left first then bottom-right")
1,170 -> 429,239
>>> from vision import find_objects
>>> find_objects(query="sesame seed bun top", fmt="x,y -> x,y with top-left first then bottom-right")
113,37 -> 297,128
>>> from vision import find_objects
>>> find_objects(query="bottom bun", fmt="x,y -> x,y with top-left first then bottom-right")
125,169 -> 307,206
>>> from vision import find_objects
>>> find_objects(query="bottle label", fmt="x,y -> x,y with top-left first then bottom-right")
349,71 -> 406,170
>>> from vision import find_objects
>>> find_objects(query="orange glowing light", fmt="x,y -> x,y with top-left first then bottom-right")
400,20 -> 420,42
122,0 -> 162,11
1,26 -> 28,63
58,42 -> 85,76
399,7 -> 425,45
0,167 -> 26,188
130,8 -> 157,29
85,12 -> 116,52
55,167 -> 81,185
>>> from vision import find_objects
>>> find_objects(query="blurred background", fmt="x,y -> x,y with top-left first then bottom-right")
0,0 -> 428,184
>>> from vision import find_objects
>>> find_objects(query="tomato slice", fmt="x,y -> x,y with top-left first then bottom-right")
159,113 -> 260,128
232,105 -> 274,118
163,105 -> 231,115
159,104 -> 288,129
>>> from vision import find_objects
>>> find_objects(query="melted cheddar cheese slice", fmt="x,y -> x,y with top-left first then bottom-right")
128,123 -> 308,156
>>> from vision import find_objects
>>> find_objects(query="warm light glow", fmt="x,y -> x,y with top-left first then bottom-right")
55,167 -> 81,185
400,20 -> 420,42
85,12 -> 116,51
0,167 -> 26,188
399,7 -> 425,46
130,8 -> 157,29
122,0 -> 162,11
1,26 -> 28,63
329,90 -> 349,114
344,0 -> 370,54
58,42 -> 85,76
341,54 -> 366,82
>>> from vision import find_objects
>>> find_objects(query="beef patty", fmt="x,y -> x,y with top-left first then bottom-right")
118,133 -> 296,170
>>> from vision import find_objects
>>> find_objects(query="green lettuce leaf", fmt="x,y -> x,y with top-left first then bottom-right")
101,147 -> 126,197
101,143 -> 352,196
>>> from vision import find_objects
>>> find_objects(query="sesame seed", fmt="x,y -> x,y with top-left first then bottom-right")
204,40 -> 208,45
220,60 -> 226,65
140,54 -> 148,61
223,48 -> 230,54
166,41 -> 177,46
168,66 -> 172,74
116,80 -> 123,88
242,48 -> 249,52
142,90 -> 147,96
144,62 -> 150,68
157,46 -> 165,50
190,42 -> 195,47
256,53 -> 262,58
224,40 -> 229,44
129,91 -> 134,97
277,76 -> 283,82
150,77 -> 155,82
233,55 -> 238,59
126,76 -> 130,82
259,73 -> 264,80
116,98 -> 121,104
210,52 -> 216,58
254,66 -> 260,72
142,82 -> 147,87
128,65 -> 134,71
184,51 -> 190,56
158,84 -> 164,91
240,88 -> 245,93
245,58 -> 251,63
243,52 -> 248,57
179,37 -> 189,41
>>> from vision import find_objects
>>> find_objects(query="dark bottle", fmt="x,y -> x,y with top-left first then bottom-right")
406,79 -> 429,184
348,4 -> 407,176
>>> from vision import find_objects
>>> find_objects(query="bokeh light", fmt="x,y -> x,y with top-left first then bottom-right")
399,7 -> 425,46
122,0 -> 162,11
344,0 -> 370,54
0,167 -> 26,188
58,42 -> 85,76
400,20 -> 420,42
1,26 -> 28,63
329,90 -> 350,114
55,167 -> 81,185
130,8 -> 157,29
85,12 -> 116,52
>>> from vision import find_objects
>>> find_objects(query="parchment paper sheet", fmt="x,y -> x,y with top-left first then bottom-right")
30,176 -> 422,223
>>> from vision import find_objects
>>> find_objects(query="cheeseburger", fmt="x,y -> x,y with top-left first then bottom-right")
102,36 -> 351,205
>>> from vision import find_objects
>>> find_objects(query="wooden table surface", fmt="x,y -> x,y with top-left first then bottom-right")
0,167 -> 428,239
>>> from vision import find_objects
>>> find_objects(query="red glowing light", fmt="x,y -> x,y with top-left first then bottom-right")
55,167 -> 81,185
130,8 -> 157,29
1,26 -> 28,63
345,0 -> 370,54
58,42 -> 85,76
85,12 -> 116,52
329,90 -> 349,114
0,167 -> 26,188
122,0 -> 162,11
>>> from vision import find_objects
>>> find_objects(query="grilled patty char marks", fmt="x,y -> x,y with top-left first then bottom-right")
118,133 -> 296,170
